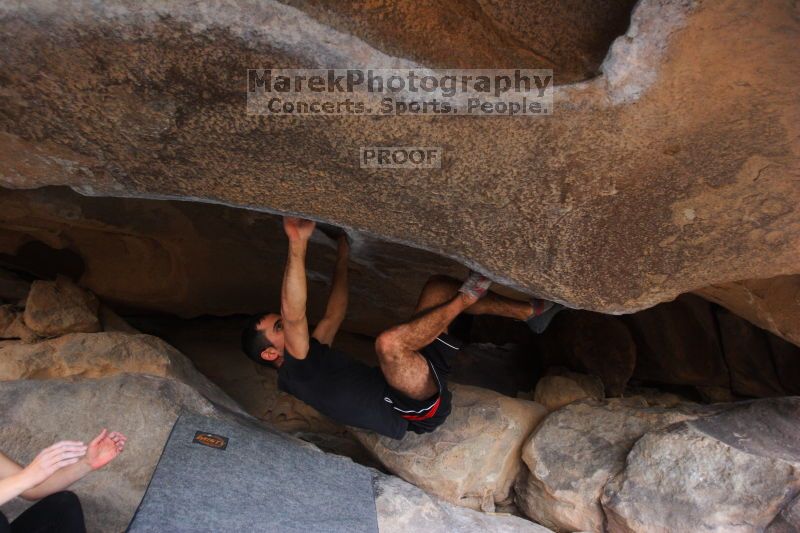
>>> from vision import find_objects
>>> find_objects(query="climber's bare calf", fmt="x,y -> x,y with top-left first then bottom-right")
414,274 -> 534,320
416,274 -> 565,335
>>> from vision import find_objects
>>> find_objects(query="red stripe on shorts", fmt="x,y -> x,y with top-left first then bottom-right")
400,396 -> 441,421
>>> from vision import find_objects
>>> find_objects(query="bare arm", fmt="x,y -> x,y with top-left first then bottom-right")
0,430 -> 126,505
20,459 -> 93,501
0,451 -> 32,505
0,442 -> 86,505
22,430 -> 127,501
313,235 -> 349,345
281,217 -> 316,360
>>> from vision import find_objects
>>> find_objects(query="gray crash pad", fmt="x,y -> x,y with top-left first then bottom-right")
128,410 -> 378,532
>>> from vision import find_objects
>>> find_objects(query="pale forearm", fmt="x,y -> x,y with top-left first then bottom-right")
0,471 -> 33,506
281,239 -> 309,322
20,459 -> 91,501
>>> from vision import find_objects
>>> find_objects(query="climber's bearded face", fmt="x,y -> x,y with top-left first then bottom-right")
258,313 -> 285,365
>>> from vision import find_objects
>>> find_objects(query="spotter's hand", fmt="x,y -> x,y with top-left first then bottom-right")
85,429 -> 127,471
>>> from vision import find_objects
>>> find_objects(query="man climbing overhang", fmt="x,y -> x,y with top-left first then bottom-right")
240,217 -> 563,439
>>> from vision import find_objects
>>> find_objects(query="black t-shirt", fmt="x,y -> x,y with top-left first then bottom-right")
277,337 -> 408,439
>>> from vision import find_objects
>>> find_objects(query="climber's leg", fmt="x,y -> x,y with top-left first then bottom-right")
525,301 -> 566,333
414,274 -> 562,333
375,287 -> 479,400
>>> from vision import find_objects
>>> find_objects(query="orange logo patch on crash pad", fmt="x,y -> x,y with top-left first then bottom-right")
192,431 -> 229,450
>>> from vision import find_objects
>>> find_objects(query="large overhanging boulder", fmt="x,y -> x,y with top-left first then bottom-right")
0,0 -> 797,316
0,331 -> 241,412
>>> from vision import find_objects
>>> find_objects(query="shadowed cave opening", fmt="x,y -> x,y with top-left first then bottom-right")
1,186 -> 797,474
0,241 -> 86,283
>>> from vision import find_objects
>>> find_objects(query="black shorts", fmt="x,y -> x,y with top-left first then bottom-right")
382,332 -> 463,434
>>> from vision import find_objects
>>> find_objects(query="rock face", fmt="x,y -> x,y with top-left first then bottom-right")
716,307 -> 785,398
0,305 -> 36,342
655,295 -> 800,399
698,275 -> 800,349
518,396 -> 800,532
532,293 -> 800,401
22,277 -> 100,337
98,305 -> 139,334
602,398 -> 800,532
0,268 -> 29,303
768,492 -> 800,532
770,337 -> 800,396
533,369 -> 604,412
0,0 -> 797,314
535,311 -> 635,397
0,331 -> 240,412
515,398 -> 717,532
374,473 -> 552,533
624,294 -> 728,388
356,383 -> 548,512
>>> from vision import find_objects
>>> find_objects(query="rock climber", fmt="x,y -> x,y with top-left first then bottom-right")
0,429 -> 127,532
241,217 -> 564,439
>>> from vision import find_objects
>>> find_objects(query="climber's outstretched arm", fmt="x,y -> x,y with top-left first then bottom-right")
313,235 -> 349,345
281,217 -> 315,360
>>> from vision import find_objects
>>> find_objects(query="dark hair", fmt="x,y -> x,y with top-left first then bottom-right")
241,314 -> 275,368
